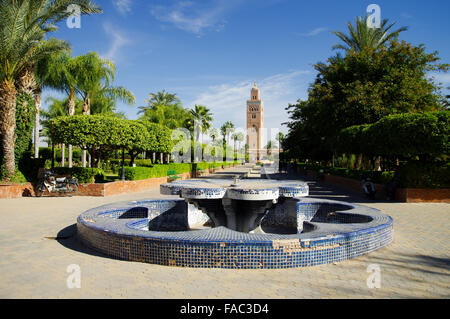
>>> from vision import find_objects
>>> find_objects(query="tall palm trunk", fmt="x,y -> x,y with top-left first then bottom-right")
61,144 -> 65,167
0,80 -> 18,179
17,68 -> 37,162
34,89 -> 41,159
67,89 -> 76,168
81,92 -> 90,168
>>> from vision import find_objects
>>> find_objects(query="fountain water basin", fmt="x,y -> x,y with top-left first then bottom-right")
76,177 -> 393,269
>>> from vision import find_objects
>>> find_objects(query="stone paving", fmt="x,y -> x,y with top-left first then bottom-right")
0,166 -> 449,299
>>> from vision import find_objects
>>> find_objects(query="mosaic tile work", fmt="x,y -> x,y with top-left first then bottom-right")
77,198 -> 393,269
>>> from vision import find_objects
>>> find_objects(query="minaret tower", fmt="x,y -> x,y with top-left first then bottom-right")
246,82 -> 264,161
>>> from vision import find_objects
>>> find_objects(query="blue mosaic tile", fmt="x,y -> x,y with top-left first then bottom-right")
77,197 -> 393,269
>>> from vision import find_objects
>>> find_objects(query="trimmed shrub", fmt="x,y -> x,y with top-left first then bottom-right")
337,111 -> 450,160
53,167 -> 106,184
398,161 -> 450,188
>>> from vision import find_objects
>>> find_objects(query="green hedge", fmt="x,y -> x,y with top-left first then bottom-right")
53,167 -> 106,184
44,162 -> 238,182
337,111 -> 450,159
398,161 -> 450,188
123,162 -> 237,181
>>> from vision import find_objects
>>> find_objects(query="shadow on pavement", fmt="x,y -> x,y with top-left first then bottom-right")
266,170 -> 396,205
54,224 -> 113,260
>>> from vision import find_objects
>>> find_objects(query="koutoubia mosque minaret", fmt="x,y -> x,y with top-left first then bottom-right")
246,82 -> 264,161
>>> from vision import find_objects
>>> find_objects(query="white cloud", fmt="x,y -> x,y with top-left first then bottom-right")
429,73 -> 450,86
190,70 -> 312,137
102,22 -> 131,62
298,27 -> 328,37
114,0 -> 132,15
150,0 -> 240,35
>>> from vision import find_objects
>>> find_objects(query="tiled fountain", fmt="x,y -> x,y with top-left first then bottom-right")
160,177 -> 309,233
77,176 -> 393,269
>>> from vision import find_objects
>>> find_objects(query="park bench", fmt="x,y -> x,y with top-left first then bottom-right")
167,170 -> 181,182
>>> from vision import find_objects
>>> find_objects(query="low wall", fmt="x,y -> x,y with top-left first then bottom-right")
395,188 -> 450,203
78,165 -> 236,197
0,183 -> 35,198
77,172 -> 192,197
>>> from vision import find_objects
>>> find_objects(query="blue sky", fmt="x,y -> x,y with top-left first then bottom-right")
44,0 -> 450,136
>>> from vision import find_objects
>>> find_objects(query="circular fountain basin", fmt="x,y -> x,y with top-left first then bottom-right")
77,197 -> 393,269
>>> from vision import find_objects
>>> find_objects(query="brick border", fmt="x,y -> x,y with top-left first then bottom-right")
394,188 -> 450,203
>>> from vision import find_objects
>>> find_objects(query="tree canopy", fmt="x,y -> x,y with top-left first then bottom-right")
284,39 -> 449,161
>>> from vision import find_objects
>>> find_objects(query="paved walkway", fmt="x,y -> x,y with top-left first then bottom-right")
0,166 -> 449,298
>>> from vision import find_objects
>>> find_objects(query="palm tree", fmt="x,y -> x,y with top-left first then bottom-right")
209,128 -> 219,143
89,87 -> 134,116
190,105 -> 213,141
232,132 -> 245,154
139,91 -> 190,130
220,121 -> 235,146
37,51 -> 81,167
0,0 -> 101,179
73,52 -> 117,116
34,40 -> 71,159
332,15 -> 408,52
73,52 -> 135,166
139,90 -> 181,114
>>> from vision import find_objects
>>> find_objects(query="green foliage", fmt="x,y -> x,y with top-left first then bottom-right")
14,92 -> 36,164
140,121 -> 173,153
0,92 -> 35,168
398,161 -> 450,188
138,91 -> 190,130
337,125 -> 370,155
50,116 -> 174,160
0,92 -> 36,183
0,165 -> 27,184
295,161 -> 449,189
39,147 -> 82,162
122,162 -> 237,181
123,164 -> 192,181
53,167 -> 106,184
284,40 -> 449,161
332,15 -> 408,51
337,111 -> 450,160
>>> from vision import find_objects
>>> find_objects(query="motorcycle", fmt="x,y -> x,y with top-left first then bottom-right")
361,177 -> 376,200
36,170 -> 78,197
